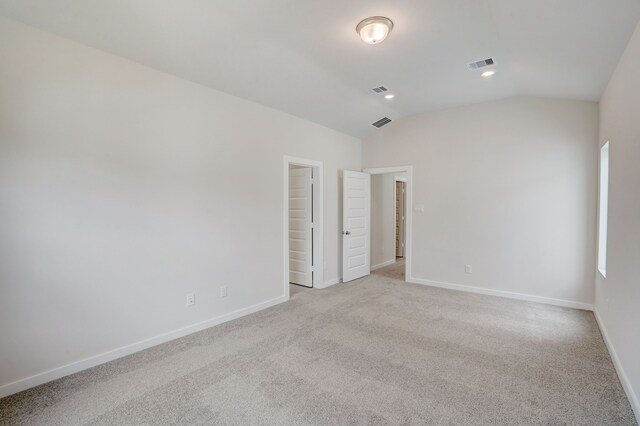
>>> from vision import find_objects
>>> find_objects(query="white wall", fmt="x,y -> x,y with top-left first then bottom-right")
596,20 -> 640,418
371,173 -> 405,268
0,17 -> 361,392
363,97 -> 598,307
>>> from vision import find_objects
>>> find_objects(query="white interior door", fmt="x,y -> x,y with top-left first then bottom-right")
342,170 -> 371,282
289,167 -> 313,287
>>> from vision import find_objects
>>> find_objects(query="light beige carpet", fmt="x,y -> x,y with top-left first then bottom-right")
373,258 -> 405,281
1,263 -> 636,425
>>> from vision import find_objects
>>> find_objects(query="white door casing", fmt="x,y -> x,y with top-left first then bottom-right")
342,170 -> 371,282
395,179 -> 406,257
289,167 -> 313,287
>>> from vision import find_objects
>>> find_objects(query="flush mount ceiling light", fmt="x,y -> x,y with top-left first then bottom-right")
384,94 -> 395,99
356,16 -> 393,45
481,70 -> 496,78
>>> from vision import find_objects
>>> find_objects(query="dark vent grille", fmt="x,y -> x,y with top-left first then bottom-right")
371,86 -> 388,94
372,117 -> 392,128
468,57 -> 494,70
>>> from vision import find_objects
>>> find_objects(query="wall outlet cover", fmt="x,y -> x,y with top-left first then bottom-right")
186,293 -> 195,306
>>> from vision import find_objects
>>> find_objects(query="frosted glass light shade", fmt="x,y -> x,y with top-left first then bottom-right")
356,17 -> 393,45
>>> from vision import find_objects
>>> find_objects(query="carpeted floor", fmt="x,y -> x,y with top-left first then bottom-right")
374,257 -> 405,281
1,263 -> 636,425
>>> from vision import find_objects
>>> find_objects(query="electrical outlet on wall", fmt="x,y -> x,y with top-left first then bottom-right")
465,265 -> 473,274
220,286 -> 228,298
186,293 -> 195,306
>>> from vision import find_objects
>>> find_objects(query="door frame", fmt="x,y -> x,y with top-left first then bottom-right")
364,166 -> 413,282
283,156 -> 324,299
394,176 -> 407,258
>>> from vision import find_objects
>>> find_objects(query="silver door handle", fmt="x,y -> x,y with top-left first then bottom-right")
343,231 -> 350,235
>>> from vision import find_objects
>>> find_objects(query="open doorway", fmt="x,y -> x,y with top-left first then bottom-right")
365,166 -> 412,282
283,157 -> 323,298
395,176 -> 407,259
289,165 -> 314,288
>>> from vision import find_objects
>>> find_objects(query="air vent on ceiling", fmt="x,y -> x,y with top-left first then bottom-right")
467,57 -> 495,70
372,117 -> 392,128
370,86 -> 388,94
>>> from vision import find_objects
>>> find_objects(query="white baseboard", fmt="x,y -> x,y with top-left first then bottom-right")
407,276 -> 594,311
0,294 -> 289,399
371,259 -> 396,271
594,309 -> 640,421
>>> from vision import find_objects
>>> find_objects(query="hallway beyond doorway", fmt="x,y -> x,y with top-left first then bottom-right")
372,258 -> 405,281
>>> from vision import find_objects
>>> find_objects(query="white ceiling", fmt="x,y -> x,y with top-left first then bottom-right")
1,0 -> 639,138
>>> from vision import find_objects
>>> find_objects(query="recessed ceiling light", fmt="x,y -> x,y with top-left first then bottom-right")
384,94 -> 395,99
356,16 -> 393,45
481,70 -> 496,78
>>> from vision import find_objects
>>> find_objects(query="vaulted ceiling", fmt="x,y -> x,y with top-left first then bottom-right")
1,0 -> 639,138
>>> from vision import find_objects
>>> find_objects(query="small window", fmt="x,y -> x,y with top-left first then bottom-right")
598,142 -> 609,277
